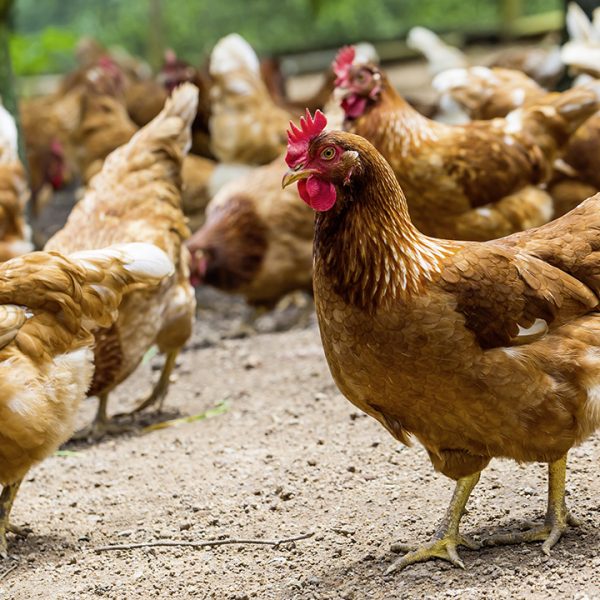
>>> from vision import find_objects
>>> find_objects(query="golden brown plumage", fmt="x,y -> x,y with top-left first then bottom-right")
72,80 -> 138,184
187,155 -> 314,307
283,122 -> 600,571
67,75 -> 218,232
0,243 -> 173,556
430,66 -> 600,216
209,34 -> 292,165
336,53 -> 600,241
45,83 -> 198,438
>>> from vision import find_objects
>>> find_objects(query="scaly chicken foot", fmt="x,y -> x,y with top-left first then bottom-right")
118,349 -> 179,416
482,455 -> 577,555
0,480 -> 24,559
386,472 -> 480,574
72,393 -> 133,441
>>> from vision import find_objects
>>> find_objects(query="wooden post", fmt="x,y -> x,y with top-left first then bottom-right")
500,0 -> 522,40
148,0 -> 164,71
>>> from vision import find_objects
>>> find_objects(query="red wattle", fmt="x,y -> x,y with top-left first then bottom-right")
341,94 -> 367,119
298,176 -> 337,212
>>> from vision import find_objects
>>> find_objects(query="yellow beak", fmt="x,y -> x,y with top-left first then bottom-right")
282,168 -> 314,189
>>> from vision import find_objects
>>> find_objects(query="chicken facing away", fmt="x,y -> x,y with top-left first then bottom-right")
283,110 -> 600,572
209,33 -> 293,165
0,243 -> 173,557
334,46 -> 600,241
0,103 -> 33,262
45,83 -> 198,440
187,154 -> 314,307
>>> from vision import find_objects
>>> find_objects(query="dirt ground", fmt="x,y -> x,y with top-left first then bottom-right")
0,292 -> 598,600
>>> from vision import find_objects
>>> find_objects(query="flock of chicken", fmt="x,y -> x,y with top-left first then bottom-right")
1,3 -> 600,573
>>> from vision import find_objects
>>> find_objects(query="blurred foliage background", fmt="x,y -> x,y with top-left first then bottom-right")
10,0 -> 562,76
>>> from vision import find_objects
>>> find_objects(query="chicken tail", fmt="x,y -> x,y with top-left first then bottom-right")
0,244 -> 173,346
68,242 -> 175,329
511,85 -> 600,159
209,33 -> 260,77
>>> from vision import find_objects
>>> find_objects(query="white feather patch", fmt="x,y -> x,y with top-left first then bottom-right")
210,34 -> 260,76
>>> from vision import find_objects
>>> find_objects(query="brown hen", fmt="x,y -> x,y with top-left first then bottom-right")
45,83 -> 198,439
209,34 -> 292,165
335,47 -> 600,241
283,111 -> 600,572
0,243 -> 173,556
188,154 -> 314,308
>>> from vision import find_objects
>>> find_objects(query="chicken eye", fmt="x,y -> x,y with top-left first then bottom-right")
320,147 -> 336,160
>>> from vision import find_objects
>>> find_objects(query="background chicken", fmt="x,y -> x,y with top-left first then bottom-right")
408,26 -> 564,88
334,46 -> 600,241
209,33 -> 293,165
0,242 -> 173,557
45,83 -> 198,439
66,65 -> 230,231
187,154 -> 314,308
0,103 -> 33,262
432,66 -> 547,122
431,64 -> 600,215
282,110 -> 600,573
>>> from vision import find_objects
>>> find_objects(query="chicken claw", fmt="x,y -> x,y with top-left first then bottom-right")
117,350 -> 179,416
72,393 -> 133,441
386,472 -> 480,574
482,455 -> 577,555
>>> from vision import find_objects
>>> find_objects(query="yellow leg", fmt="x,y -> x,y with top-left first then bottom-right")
71,392 -> 131,441
387,472 -> 481,574
123,349 -> 179,415
0,480 -> 24,559
482,455 -> 578,554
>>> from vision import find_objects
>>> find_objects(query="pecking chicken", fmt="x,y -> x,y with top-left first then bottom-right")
0,103 -> 33,262
283,109 -> 600,572
187,154 -> 314,307
209,34 -> 293,165
0,242 -> 173,557
45,83 -> 198,440
334,46 -> 600,241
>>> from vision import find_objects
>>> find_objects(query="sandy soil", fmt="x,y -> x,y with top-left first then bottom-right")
0,294 -> 598,600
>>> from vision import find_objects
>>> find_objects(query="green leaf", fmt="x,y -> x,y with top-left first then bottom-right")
141,401 -> 229,434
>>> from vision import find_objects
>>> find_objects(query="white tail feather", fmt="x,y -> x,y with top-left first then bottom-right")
70,243 -> 174,281
407,27 -> 468,75
210,33 -> 260,76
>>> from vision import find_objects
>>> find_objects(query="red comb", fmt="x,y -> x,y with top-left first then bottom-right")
285,109 -> 328,168
333,46 -> 356,86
